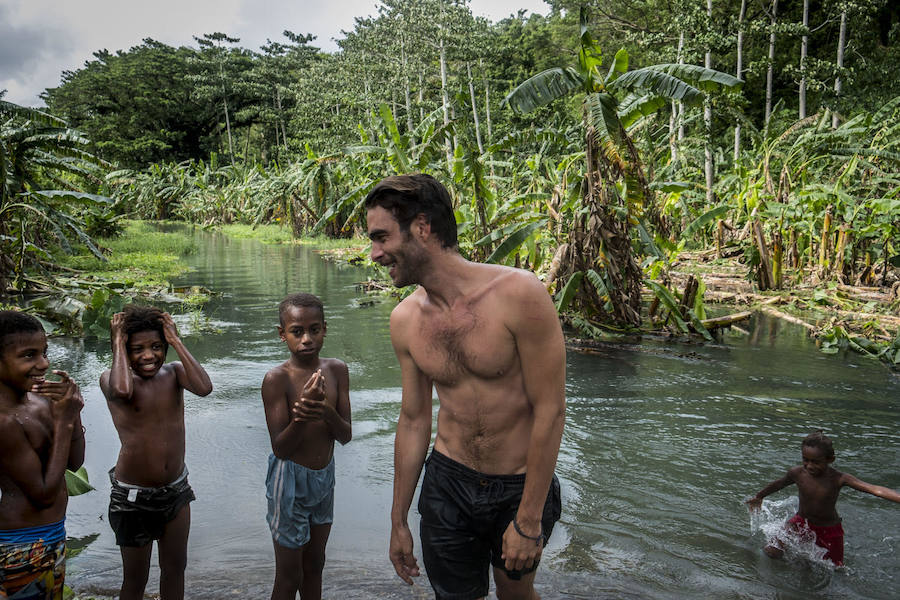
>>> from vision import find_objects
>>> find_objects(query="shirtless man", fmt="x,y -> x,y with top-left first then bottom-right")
100,305 -> 213,600
366,174 -> 566,600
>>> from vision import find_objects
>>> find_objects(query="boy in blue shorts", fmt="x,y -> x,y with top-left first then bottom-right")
0,310 -> 85,599
262,293 -> 352,600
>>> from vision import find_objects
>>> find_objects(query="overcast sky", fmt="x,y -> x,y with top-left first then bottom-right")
1,0 -> 549,107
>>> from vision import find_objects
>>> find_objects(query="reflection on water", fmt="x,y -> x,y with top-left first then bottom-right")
53,228 -> 900,599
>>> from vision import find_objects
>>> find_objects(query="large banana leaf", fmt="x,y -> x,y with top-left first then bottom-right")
65,467 -> 94,496
682,205 -> 730,240
617,93 -> 668,129
503,67 -> 584,114
608,68 -> 704,105
485,219 -> 548,264
639,64 -> 744,93
556,271 -> 584,312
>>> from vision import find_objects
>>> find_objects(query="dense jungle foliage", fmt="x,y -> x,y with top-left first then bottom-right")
2,0 -> 899,362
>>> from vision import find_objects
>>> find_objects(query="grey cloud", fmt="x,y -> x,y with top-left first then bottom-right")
0,4 -> 73,84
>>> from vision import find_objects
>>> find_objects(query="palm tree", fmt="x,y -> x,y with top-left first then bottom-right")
503,8 -> 742,328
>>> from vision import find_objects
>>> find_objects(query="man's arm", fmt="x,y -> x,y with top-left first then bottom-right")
162,313 -> 213,397
842,473 -> 900,503
746,470 -> 796,510
389,303 -> 433,585
501,272 -> 567,572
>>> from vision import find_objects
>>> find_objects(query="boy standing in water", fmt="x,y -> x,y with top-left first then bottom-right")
262,293 -> 351,600
100,305 -> 212,600
0,310 -> 85,599
747,430 -> 900,566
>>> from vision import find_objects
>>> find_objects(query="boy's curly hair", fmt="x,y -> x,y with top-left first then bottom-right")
278,293 -> 324,326
0,310 -> 44,353
122,304 -> 166,346
802,430 -> 835,458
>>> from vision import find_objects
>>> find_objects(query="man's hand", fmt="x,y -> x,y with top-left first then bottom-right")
160,312 -> 180,346
389,522 -> 420,585
501,518 -> 542,572
745,497 -> 763,512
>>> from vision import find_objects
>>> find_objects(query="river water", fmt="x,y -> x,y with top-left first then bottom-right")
51,228 -> 899,599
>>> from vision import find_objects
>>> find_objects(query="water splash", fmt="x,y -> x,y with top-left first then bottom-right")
749,496 -> 836,568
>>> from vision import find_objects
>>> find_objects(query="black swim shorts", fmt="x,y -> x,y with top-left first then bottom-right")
417,449 -> 562,600
108,467 -> 195,547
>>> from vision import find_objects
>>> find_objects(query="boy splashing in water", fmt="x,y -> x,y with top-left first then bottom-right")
747,430 -> 900,566
0,310 -> 85,599
262,293 -> 351,600
100,305 -> 212,600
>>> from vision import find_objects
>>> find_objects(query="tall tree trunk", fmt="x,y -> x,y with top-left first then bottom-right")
402,37 -> 414,132
833,10 -> 847,128
481,59 -> 492,143
439,35 -> 453,167
765,0 -> 779,128
676,31 -> 685,144
276,87 -> 288,150
219,61 -> 234,161
734,0 -> 747,163
467,62 -> 483,154
704,0 -> 714,207
799,0 -> 809,119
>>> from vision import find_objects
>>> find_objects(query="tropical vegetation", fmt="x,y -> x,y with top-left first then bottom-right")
2,1 -> 898,364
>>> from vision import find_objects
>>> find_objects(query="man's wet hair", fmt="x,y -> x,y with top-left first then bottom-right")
364,174 -> 458,249
802,430 -> 835,458
122,304 -> 167,348
279,293 -> 325,326
0,310 -> 45,353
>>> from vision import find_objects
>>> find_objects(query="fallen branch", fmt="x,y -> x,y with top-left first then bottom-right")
759,306 -> 817,332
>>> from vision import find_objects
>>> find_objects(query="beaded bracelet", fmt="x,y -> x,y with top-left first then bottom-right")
512,518 -> 542,546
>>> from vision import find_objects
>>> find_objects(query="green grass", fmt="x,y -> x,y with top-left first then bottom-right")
217,223 -> 367,249
57,220 -> 196,286
217,223 -> 295,244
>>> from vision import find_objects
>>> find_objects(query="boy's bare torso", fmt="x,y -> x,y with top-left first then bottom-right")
102,364 -> 186,487
269,358 -> 341,470
0,393 -> 67,527
791,465 -> 843,526
399,267 -> 535,475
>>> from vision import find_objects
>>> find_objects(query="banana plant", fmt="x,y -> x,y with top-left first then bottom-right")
503,8 -> 742,328
1,99 -> 112,291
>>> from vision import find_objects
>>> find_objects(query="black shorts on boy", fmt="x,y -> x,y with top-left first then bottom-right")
417,449 -> 562,600
108,467 -> 195,547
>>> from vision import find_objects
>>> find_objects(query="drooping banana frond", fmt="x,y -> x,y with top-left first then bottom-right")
502,67 -> 584,114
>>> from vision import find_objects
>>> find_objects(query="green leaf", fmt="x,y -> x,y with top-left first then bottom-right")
65,467 -> 94,496
485,219 -> 547,264
682,205 -> 730,240
645,280 -> 689,333
502,68 -> 584,114
556,271 -> 584,312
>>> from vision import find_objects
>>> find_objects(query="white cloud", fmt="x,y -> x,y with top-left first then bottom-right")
1,0 -> 547,107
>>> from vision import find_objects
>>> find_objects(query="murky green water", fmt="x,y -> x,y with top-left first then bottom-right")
53,227 -> 899,599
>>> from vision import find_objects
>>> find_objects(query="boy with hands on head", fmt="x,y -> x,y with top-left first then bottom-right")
100,305 -> 212,600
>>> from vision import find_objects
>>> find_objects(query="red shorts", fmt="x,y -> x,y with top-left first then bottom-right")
787,514 -> 844,566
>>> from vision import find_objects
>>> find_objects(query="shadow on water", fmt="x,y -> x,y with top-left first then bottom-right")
51,226 -> 900,599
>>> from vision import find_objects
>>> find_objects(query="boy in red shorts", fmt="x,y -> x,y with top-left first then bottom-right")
747,430 -> 900,566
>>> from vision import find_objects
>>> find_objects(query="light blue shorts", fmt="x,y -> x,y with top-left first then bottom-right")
265,454 -> 335,549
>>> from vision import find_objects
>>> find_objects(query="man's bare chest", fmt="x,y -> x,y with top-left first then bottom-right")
410,310 -> 518,386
